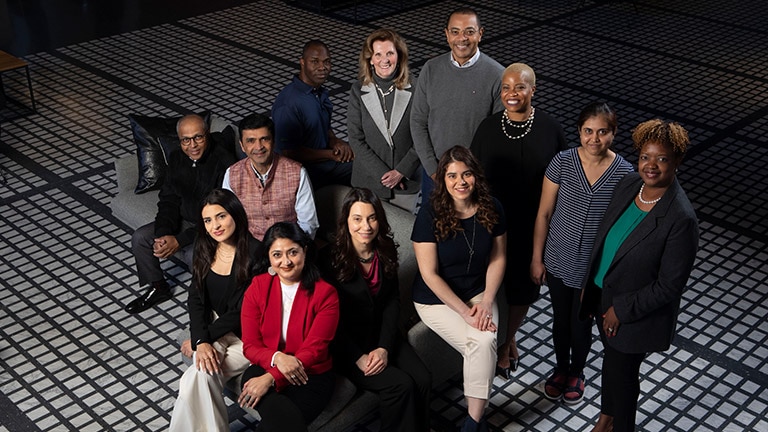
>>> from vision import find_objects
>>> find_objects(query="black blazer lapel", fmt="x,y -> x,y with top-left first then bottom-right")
607,178 -> 682,274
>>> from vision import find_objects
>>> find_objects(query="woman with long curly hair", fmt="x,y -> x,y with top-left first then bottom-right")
411,146 -> 507,431
170,188 -> 263,431
321,187 -> 431,432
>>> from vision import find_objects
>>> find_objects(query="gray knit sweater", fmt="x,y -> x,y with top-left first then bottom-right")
410,51 -> 504,175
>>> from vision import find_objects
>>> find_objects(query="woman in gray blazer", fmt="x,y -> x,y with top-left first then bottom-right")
580,120 -> 699,432
347,28 -> 421,201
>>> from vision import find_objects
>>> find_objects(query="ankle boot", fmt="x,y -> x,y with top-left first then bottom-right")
461,416 -> 479,432
461,415 -> 488,432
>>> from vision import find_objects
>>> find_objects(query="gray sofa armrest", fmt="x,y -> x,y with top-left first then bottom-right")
111,155 -> 159,230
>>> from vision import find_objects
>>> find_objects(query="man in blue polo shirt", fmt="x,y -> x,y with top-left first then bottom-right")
272,39 -> 353,189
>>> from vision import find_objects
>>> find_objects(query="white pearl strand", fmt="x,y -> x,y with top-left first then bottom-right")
638,183 -> 662,205
501,107 -> 535,140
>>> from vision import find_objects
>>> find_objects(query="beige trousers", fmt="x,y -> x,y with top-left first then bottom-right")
169,333 -> 250,432
415,292 -> 498,399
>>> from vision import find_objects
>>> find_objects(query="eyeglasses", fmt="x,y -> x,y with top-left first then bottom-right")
447,28 -> 479,37
180,134 -> 206,146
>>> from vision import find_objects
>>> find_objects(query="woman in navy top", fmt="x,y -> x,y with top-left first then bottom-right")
530,102 -> 633,404
411,146 -> 506,431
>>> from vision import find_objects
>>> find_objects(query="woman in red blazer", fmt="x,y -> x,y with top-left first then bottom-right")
238,222 -> 339,432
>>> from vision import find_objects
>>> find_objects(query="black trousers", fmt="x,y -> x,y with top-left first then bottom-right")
548,272 -> 593,374
242,365 -> 334,432
342,341 -> 432,432
597,317 -> 646,432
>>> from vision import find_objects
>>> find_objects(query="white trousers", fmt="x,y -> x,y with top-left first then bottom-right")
415,292 -> 498,399
169,333 -> 250,432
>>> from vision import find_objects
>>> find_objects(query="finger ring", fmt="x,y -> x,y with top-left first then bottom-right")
291,375 -> 296,379
608,328 -> 613,332
486,315 -> 491,319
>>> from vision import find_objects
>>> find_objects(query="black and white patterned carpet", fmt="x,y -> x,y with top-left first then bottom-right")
0,1 -> 766,431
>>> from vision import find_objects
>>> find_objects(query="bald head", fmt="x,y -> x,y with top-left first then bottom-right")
176,114 -> 206,136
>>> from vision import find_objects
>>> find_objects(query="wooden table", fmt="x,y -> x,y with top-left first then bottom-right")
0,50 -> 36,119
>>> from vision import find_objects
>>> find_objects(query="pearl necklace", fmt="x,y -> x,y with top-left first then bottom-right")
638,183 -> 662,205
501,107 -> 535,140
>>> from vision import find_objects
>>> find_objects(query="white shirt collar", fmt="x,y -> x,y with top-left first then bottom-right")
250,160 -> 273,186
450,49 -> 481,68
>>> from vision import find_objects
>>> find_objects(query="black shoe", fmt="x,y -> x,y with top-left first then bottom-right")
495,357 -> 519,380
125,283 -> 172,314
496,365 -> 511,380
461,415 -> 488,432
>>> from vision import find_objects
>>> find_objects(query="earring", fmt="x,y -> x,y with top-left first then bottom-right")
268,267 -> 276,276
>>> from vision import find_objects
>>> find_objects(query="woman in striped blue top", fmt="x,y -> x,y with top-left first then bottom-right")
530,102 -> 633,404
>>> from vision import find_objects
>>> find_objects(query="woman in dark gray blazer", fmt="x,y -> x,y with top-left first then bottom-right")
347,28 -> 421,201
580,120 -> 699,432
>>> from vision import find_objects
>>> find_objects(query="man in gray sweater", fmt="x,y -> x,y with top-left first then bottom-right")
410,6 -> 504,199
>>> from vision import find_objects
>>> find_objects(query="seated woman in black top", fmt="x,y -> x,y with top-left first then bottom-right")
411,146 -> 507,431
322,187 -> 431,432
170,188 -> 262,431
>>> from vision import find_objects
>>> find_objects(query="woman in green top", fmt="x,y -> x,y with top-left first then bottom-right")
579,120 -> 699,432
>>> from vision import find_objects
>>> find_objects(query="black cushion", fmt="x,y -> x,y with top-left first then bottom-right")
128,111 -> 211,194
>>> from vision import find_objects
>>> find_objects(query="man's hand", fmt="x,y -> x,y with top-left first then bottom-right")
330,138 -> 354,163
153,235 -> 180,259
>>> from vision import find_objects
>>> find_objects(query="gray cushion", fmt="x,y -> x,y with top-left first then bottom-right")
112,155 -> 160,229
408,321 -> 462,385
